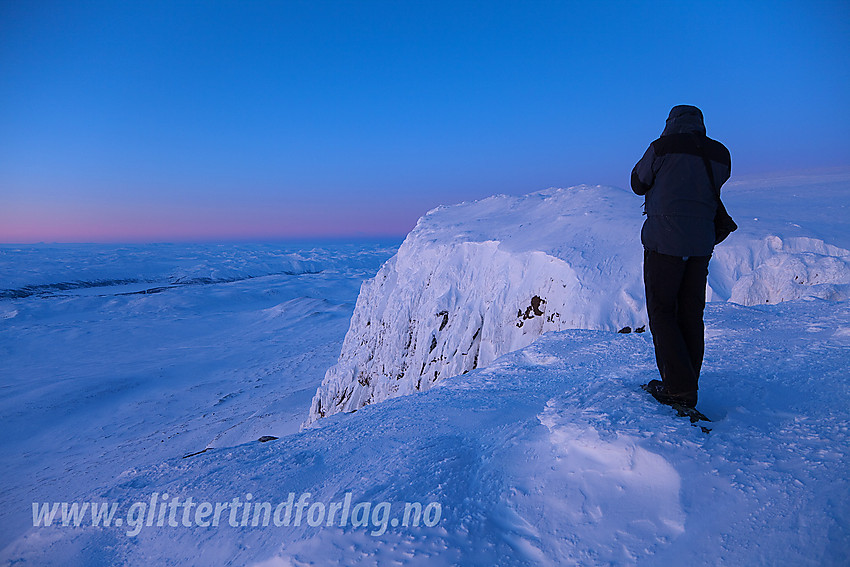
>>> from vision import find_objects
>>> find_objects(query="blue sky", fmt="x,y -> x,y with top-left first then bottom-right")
1,0 -> 848,242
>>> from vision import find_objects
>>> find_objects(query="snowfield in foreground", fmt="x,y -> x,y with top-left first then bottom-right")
5,299 -> 849,566
1,172 -> 849,565
308,176 -> 850,424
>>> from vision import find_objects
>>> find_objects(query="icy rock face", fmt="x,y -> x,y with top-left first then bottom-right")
306,186 -> 647,425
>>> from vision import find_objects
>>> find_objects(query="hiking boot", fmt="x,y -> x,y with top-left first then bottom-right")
643,379 -> 698,408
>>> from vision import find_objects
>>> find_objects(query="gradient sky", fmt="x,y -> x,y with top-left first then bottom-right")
1,0 -> 849,242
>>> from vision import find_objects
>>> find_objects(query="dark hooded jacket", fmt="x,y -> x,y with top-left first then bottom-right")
631,105 -> 731,257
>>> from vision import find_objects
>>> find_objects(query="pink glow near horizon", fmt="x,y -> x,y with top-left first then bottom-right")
0,204 -> 416,243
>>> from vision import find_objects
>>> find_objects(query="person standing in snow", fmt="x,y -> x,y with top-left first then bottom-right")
631,105 -> 732,408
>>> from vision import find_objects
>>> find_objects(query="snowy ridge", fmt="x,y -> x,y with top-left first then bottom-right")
307,186 -> 647,424
709,170 -> 850,304
709,235 -> 850,304
308,180 -> 850,424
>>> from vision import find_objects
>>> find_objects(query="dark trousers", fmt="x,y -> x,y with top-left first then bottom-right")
643,249 -> 710,396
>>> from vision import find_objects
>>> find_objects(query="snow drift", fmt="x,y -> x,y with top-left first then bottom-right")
308,180 -> 850,425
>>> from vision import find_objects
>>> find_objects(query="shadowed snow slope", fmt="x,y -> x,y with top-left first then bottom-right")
309,177 -> 850,424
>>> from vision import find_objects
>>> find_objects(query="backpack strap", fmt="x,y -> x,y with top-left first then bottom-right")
693,134 -> 737,243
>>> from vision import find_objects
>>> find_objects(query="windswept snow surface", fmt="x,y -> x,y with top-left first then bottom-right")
4,299 -> 849,565
2,172 -> 849,565
309,175 -> 850,424
0,241 -> 399,554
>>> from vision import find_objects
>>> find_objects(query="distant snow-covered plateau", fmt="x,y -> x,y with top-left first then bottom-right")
2,172 -> 848,565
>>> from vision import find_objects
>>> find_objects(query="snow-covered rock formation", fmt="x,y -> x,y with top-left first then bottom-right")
709,235 -> 850,304
306,185 -> 648,424
307,180 -> 850,425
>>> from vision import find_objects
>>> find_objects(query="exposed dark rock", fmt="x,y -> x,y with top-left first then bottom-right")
437,310 -> 449,331
530,295 -> 545,316
519,295 -> 547,322
182,447 -> 211,459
